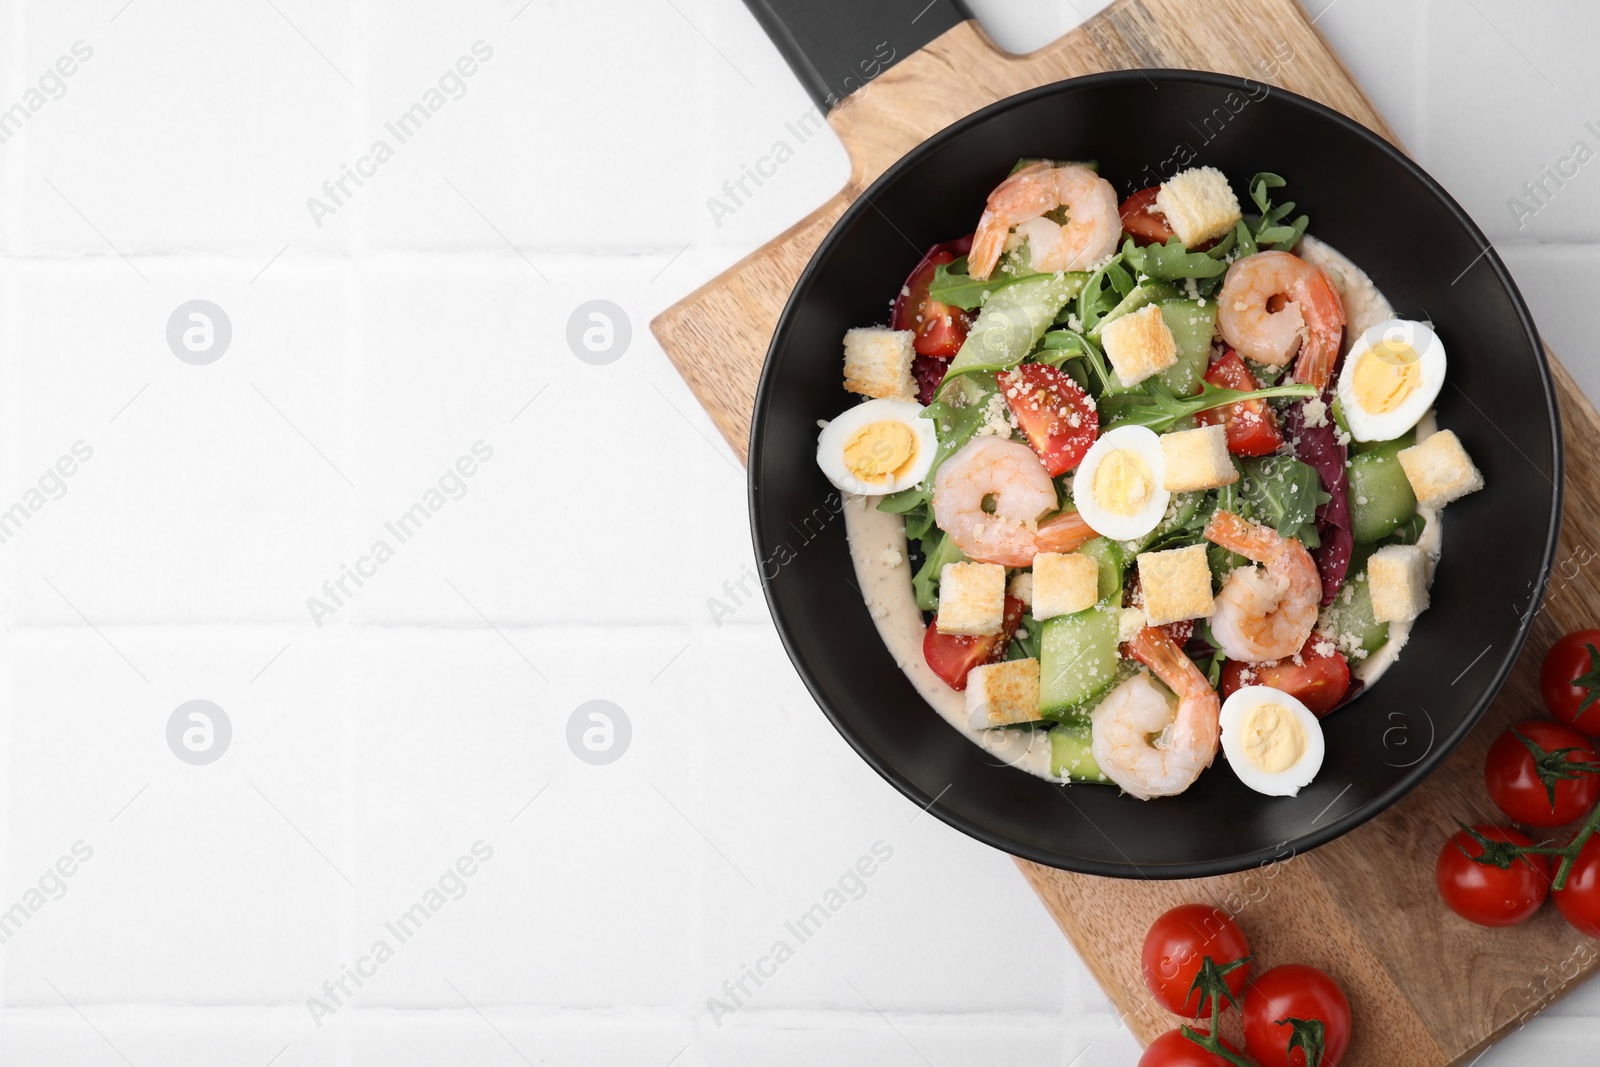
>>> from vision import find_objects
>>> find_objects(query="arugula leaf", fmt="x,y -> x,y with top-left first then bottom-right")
912,531 -> 967,613
1100,379 -> 1317,434
1121,236 -> 1228,281
1248,172 -> 1310,251
1075,252 -> 1134,335
1204,227 -> 1238,260
1232,217 -> 1258,258
1240,454 -> 1331,538
928,256 -> 1057,311
900,502 -> 935,542
1037,328 -> 1114,395
1206,460 -> 1251,580
1007,612 -> 1043,661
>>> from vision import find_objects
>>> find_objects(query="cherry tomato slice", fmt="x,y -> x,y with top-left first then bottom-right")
1541,629 -> 1600,736
1220,640 -> 1351,717
1485,720 -> 1600,827
997,363 -> 1099,476
1196,348 -> 1284,457
922,596 -> 1024,691
1120,187 -> 1176,245
892,246 -> 973,358
1436,824 -> 1551,927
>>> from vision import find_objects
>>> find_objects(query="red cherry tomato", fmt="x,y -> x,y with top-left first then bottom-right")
1220,641 -> 1351,717
1485,720 -> 1600,826
1140,903 -> 1251,1017
922,596 -> 1023,691
1139,1029 -> 1244,1067
1436,824 -> 1551,927
998,363 -> 1099,476
1540,630 -> 1600,736
1242,964 -> 1352,1067
1552,834 -> 1600,938
1120,187 -> 1176,245
892,247 -> 973,358
1196,348 -> 1283,457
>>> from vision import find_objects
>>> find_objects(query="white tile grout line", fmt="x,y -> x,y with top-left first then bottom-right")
41,978 -> 137,1067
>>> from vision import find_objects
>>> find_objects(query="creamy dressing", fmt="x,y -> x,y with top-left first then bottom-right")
842,238 -> 1441,781
843,495 -> 1057,777
1299,235 -> 1443,685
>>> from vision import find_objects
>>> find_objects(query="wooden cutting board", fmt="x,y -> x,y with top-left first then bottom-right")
652,1 -> 1600,1061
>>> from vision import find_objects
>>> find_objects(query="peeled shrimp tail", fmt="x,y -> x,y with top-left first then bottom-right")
1125,626 -> 1220,757
1290,265 -> 1347,393
1203,509 -> 1279,563
1203,509 -> 1321,663
1034,510 -> 1098,556
1090,626 -> 1220,799
969,162 -> 1053,280
1216,251 -> 1345,389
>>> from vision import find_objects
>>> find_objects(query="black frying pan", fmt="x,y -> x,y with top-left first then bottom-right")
746,3 -> 1562,877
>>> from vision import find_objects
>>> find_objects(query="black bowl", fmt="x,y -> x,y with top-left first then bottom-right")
749,70 -> 1561,878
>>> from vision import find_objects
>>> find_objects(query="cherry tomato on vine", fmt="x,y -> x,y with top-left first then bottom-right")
1485,720 -> 1600,826
1138,1028 -> 1244,1067
1436,824 -> 1551,927
1541,629 -> 1600,735
1243,964 -> 1352,1067
1552,835 -> 1600,939
1141,903 -> 1251,1017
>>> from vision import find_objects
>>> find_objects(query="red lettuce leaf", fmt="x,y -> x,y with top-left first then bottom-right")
1284,396 -> 1351,606
913,355 -> 951,405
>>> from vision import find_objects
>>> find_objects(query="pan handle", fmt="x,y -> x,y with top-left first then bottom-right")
743,0 -> 973,114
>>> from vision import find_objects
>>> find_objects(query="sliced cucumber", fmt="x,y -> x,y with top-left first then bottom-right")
1050,723 -> 1110,783
1039,600 -> 1121,722
1157,299 -> 1219,398
1348,438 -> 1418,545
1322,571 -> 1389,654
946,273 -> 1088,378
1075,536 -> 1127,603
1349,427 -> 1415,457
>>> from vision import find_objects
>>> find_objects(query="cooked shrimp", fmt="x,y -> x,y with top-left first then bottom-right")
1217,250 -> 1346,392
1091,626 -> 1221,800
968,162 -> 1121,281
1204,509 -> 1320,663
932,436 -> 1095,567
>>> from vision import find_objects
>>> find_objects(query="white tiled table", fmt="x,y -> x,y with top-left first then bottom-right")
0,0 -> 1593,1063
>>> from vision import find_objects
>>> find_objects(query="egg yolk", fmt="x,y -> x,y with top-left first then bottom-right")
1351,340 -> 1422,414
843,421 -> 917,483
1092,449 -> 1153,516
1238,702 -> 1306,774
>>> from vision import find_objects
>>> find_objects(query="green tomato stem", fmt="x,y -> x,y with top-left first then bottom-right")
1553,797 -> 1600,891
1179,981 -> 1257,1067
